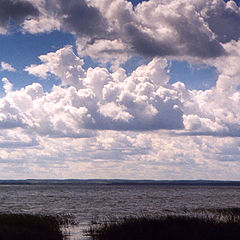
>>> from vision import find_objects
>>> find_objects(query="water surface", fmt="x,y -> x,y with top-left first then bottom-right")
0,184 -> 239,239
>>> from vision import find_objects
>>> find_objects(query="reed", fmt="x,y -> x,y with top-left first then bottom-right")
0,213 -> 70,240
85,210 -> 240,240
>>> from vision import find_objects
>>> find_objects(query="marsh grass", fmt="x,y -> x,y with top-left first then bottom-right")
85,208 -> 240,240
0,213 -> 72,240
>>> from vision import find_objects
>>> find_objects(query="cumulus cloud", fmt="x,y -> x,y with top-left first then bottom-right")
58,0 -> 108,38
18,42 -> 238,136
0,0 -> 39,33
2,0 -> 240,64
198,0 -> 240,43
25,46 -> 184,131
22,0 -> 108,36
2,77 -> 13,93
16,0 -> 240,66
77,38 -> 130,69
213,40 -> 240,93
174,39 -> 240,137
25,46 -> 86,88
76,0 -> 240,63
1,78 -> 95,138
1,62 -> 16,72
3,0 -> 240,66
22,14 -> 61,34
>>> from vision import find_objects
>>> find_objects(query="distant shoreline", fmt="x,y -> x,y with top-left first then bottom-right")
1,179 -> 240,186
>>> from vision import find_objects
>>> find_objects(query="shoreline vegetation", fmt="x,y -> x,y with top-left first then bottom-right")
85,208 -> 240,240
0,214 -> 72,240
1,208 -> 240,240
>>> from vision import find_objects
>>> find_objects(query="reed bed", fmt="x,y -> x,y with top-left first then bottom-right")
85,208 -> 240,240
0,213 -> 71,240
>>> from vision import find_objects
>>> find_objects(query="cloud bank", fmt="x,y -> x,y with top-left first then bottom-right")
23,46 -> 183,133
11,0 -> 237,63
0,40 -> 235,137
2,0 -> 240,63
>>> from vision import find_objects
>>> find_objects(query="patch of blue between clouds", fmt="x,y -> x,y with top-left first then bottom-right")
169,61 -> 218,90
0,31 -> 75,93
128,0 -> 149,7
122,56 -> 149,75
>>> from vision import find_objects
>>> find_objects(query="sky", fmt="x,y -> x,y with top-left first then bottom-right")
0,0 -> 239,180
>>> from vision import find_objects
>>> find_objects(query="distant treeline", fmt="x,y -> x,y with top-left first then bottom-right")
1,179 -> 240,186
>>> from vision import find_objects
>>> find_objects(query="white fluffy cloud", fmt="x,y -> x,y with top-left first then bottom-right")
1,80 -> 95,138
1,62 -> 16,72
179,40 -> 240,136
74,0 -> 239,65
25,46 -> 184,131
23,44 -> 240,136
25,46 -> 86,88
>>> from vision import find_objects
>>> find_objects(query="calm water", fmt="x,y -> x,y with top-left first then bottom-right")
0,184 -> 240,239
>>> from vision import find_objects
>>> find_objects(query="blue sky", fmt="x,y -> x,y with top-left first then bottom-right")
0,0 -> 239,180
0,31 -> 75,91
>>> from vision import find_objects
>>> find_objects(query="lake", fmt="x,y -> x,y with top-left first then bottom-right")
0,184 -> 240,239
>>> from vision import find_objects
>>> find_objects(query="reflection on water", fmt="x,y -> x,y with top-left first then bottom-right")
0,184 -> 240,239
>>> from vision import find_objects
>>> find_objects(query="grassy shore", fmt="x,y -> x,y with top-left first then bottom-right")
0,214 -> 70,240
2,209 -> 240,240
86,208 -> 240,240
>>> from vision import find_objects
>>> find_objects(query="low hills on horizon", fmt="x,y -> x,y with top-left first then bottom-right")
0,179 -> 240,186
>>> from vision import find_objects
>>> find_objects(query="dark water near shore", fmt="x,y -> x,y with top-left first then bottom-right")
0,184 -> 240,239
